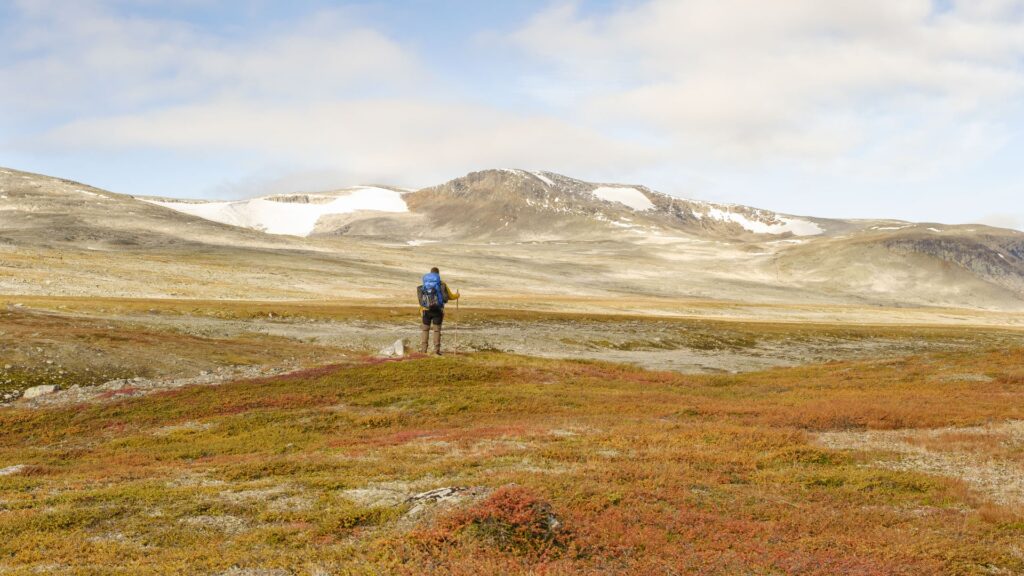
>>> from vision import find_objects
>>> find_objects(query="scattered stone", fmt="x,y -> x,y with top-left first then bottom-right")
99,379 -> 128,391
378,338 -> 406,358
0,464 -> 27,476
16,364 -> 290,409
22,384 -> 59,399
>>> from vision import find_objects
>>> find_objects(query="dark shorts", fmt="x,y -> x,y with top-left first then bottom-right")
422,308 -> 444,326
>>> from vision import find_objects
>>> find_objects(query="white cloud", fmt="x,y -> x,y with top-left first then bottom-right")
0,2 -> 422,115
980,213 -> 1024,231
5,1 -> 655,189
3,0 -> 1024,218
510,0 -> 1024,171
44,99 -> 655,187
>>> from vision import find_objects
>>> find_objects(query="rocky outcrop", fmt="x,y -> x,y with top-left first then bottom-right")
22,384 -> 59,399
884,234 -> 1024,295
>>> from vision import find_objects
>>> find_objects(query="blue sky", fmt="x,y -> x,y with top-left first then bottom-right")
2,0 -> 1023,228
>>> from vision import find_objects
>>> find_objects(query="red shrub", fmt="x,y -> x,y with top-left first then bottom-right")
437,485 -> 568,556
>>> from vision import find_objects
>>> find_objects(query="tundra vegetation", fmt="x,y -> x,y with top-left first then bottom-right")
1,299 -> 1023,575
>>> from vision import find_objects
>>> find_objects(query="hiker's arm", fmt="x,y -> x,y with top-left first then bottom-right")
444,283 -> 459,300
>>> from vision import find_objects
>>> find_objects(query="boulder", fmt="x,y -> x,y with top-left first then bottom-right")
378,339 -> 406,357
22,384 -> 59,399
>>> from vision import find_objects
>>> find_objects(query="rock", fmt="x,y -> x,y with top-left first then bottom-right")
407,486 -> 468,503
378,338 -> 406,357
22,384 -> 59,399
99,379 -> 125,391
0,464 -> 26,476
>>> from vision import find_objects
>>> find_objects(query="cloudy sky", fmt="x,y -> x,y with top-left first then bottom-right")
2,0 -> 1023,228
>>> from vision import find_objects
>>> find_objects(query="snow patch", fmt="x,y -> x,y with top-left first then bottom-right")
705,208 -> 822,236
406,240 -> 438,247
531,172 -> 555,187
927,227 -> 942,233
592,187 -> 655,211
146,187 -> 408,237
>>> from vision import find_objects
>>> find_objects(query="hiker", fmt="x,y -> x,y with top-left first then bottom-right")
417,267 -> 459,355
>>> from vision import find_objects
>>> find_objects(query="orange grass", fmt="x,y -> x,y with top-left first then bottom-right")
0,348 -> 1022,574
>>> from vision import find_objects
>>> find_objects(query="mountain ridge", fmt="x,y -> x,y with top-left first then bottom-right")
1,165 -> 1022,310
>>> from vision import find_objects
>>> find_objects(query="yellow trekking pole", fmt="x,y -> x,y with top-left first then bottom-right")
453,292 -> 460,354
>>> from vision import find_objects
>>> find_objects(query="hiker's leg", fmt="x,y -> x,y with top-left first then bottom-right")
420,313 -> 430,353
432,313 -> 443,354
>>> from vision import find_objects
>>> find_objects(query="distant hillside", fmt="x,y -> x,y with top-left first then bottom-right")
1,165 -> 1022,310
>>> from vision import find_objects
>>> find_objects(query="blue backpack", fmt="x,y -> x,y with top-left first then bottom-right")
418,272 -> 444,310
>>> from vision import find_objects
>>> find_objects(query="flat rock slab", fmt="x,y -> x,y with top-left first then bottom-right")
22,385 -> 59,399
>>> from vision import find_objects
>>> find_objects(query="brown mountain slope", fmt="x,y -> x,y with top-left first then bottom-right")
2,165 -> 1023,310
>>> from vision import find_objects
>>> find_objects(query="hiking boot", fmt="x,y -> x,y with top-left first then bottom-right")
420,325 -> 430,354
431,325 -> 442,355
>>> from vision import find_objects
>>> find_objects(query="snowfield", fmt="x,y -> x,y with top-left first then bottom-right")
701,208 -> 823,236
592,186 -> 655,211
145,187 -> 408,236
